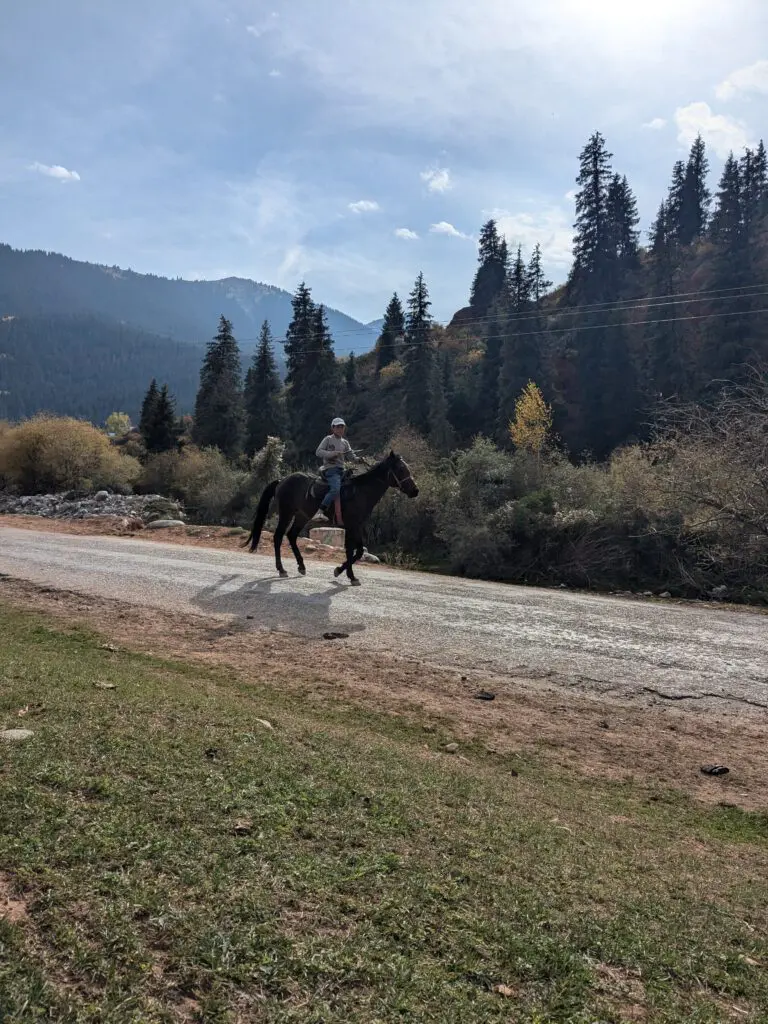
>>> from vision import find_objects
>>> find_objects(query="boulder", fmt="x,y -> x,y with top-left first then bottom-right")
309,527 -> 345,548
145,519 -> 186,530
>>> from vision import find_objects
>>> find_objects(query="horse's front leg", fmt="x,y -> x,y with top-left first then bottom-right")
274,514 -> 290,577
346,534 -> 364,587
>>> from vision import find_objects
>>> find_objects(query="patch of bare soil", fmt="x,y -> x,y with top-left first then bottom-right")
0,871 -> 29,924
0,514 -> 351,564
1,575 -> 766,812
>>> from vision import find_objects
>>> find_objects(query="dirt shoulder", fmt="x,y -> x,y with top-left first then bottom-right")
0,570 -> 764,812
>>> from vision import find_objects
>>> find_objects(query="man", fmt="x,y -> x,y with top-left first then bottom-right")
312,417 -> 358,524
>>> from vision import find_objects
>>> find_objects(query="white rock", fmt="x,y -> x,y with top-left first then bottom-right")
145,519 -> 186,530
1,729 -> 34,742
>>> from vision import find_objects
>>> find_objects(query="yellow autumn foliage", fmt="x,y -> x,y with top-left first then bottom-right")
508,381 -> 552,457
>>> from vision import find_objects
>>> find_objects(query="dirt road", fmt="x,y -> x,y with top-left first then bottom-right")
1,524 -> 766,714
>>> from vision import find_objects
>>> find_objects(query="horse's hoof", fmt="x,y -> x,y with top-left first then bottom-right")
278,570 -> 289,578
350,578 -> 361,587
298,566 -> 306,576
333,567 -> 343,578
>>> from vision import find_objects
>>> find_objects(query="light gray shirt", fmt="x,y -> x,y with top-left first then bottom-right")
316,434 -> 353,468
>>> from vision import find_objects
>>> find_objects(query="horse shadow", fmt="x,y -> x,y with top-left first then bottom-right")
191,571 -> 366,638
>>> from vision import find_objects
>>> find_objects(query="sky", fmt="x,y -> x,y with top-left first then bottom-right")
1,0 -> 768,324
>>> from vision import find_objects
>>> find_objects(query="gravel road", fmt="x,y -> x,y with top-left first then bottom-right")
1,525 -> 767,711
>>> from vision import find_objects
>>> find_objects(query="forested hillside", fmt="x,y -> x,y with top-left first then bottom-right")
0,314 -> 204,422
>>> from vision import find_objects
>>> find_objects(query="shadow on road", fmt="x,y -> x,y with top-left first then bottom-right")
191,571 -> 366,638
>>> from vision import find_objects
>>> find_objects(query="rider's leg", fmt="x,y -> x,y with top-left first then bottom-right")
320,467 -> 343,509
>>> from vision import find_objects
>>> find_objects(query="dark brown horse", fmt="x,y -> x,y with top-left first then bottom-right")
242,451 -> 419,585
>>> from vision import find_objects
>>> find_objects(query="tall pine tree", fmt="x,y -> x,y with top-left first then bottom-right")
469,220 -> 507,315
193,315 -> 244,459
567,131 -> 614,302
139,379 -> 159,441
374,293 -> 405,374
678,135 -> 710,245
145,384 -> 178,454
244,320 -> 285,456
403,272 -> 434,435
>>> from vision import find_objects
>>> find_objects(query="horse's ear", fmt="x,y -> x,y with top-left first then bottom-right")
389,449 -> 395,458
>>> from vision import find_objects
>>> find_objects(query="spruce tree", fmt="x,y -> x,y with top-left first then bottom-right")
193,315 -> 245,459
665,160 -> 687,244
567,131 -> 614,302
709,153 -> 742,249
403,272 -> 434,435
526,244 -> 552,307
607,174 -> 640,278
678,135 -> 710,245
284,283 -> 315,387
478,298 -> 505,435
469,219 -> 507,315
139,379 -> 159,442
146,384 -> 178,453
374,293 -> 405,374
244,320 -> 285,456
741,141 -> 768,243
647,201 -> 685,398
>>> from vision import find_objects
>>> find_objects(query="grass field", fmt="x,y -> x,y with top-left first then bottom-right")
1,604 -> 767,1023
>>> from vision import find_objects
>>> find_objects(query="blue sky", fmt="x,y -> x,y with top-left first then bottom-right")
2,0 -> 767,323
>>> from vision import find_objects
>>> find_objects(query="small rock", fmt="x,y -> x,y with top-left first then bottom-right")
144,519 -> 186,530
493,983 -> 515,997
361,550 -> 381,564
473,690 -> 496,701
642,590 -> 653,597
710,585 -> 728,599
422,724 -> 436,733
509,767 -> 519,777
303,543 -> 318,553
93,490 -> 110,502
232,819 -> 253,835
94,681 -> 116,690
246,614 -> 254,620
255,719 -> 273,731
1,729 -> 34,742
322,631 -> 349,640
701,764 -> 729,776
659,591 -> 672,598
204,747 -> 219,760
444,742 -> 459,754
598,719 -> 609,729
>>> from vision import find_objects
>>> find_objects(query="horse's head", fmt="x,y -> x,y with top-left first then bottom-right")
384,450 -> 419,498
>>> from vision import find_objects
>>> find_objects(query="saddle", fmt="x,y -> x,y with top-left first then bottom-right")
308,467 -> 355,526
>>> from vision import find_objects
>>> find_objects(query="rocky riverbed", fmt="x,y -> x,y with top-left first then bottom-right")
0,491 -> 184,524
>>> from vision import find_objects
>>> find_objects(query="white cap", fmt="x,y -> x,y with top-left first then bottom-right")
331,417 -> 346,427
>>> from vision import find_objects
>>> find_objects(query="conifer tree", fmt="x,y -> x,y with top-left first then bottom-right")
374,293 -> 405,374
678,135 -> 710,245
647,201 -> 685,398
469,219 -> 507,315
146,384 -> 178,453
664,160 -> 687,245
139,379 -> 159,441
244,320 -> 285,456
709,153 -> 742,249
567,131 -> 614,302
607,173 -> 640,276
403,272 -> 434,435
192,315 -> 244,459
526,244 -> 552,307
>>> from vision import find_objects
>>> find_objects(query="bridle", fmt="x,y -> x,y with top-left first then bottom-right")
388,463 -> 414,491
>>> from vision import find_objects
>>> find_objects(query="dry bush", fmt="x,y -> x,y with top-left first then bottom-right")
0,415 -> 140,494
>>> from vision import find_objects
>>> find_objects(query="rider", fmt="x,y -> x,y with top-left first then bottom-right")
313,417 -> 359,523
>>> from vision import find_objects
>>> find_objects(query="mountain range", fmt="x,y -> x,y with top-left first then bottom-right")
0,243 -> 380,423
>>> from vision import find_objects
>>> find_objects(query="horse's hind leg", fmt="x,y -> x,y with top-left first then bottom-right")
287,517 -> 307,576
274,513 -> 292,577
343,534 -> 364,586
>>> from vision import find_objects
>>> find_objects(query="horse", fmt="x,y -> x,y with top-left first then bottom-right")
242,450 -> 419,586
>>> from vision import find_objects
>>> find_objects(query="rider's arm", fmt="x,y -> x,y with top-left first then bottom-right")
315,436 -> 333,461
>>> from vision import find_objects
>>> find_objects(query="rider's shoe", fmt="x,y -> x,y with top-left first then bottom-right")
309,509 -> 331,525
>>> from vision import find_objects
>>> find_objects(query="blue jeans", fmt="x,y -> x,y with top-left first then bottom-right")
320,466 -> 343,508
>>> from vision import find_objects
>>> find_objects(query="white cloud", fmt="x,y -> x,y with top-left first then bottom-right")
564,188 -> 577,202
643,117 -> 667,130
429,220 -> 469,239
268,69 -> 282,78
716,60 -> 768,101
28,161 -> 81,182
394,227 -> 419,240
246,13 -> 279,39
486,205 -> 573,268
420,167 -> 452,193
348,199 -> 380,213
674,101 -> 755,159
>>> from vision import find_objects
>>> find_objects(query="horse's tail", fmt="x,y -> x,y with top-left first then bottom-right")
241,480 -> 279,552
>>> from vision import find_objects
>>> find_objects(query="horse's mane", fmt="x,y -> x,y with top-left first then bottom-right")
354,451 -> 399,484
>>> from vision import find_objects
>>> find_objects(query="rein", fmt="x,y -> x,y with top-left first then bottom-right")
388,468 -> 414,491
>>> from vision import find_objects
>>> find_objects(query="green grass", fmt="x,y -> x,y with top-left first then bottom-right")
0,606 -> 766,1023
